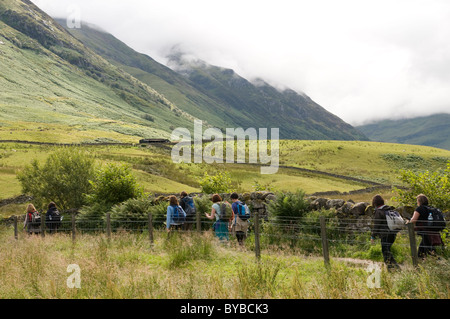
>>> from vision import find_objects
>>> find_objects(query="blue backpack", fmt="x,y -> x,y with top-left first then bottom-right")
172,205 -> 186,224
182,196 -> 196,217
236,201 -> 250,221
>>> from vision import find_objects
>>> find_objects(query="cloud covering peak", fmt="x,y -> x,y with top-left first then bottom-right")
31,0 -> 450,125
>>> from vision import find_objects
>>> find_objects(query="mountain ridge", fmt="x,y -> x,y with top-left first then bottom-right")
1,0 -> 367,143
59,18 -> 367,140
357,113 -> 450,150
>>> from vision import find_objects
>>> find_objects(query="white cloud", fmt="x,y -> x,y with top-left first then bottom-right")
31,0 -> 450,125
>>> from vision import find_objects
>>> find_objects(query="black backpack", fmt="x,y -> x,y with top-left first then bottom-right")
182,197 -> 196,217
425,206 -> 446,232
46,208 -> 61,227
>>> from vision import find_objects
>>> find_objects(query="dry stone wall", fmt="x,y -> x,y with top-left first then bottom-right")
184,191 -> 424,232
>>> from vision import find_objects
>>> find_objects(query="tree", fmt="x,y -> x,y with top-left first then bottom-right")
198,171 -> 234,194
85,162 -> 144,208
393,162 -> 450,210
17,148 -> 96,210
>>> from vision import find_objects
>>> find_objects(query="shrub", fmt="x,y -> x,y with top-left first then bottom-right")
193,196 -> 213,230
76,202 -> 108,232
17,148 -> 96,210
86,163 -> 144,208
148,201 -> 170,229
393,162 -> 450,210
264,190 -> 310,249
266,189 -> 309,220
198,171 -> 234,194
109,197 -> 153,230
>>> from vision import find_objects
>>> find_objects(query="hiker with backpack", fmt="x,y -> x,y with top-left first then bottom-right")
166,195 -> 186,233
205,194 -> 231,241
230,192 -> 250,246
45,202 -> 62,234
370,195 -> 402,271
23,203 -> 41,235
180,191 -> 196,231
406,194 -> 445,258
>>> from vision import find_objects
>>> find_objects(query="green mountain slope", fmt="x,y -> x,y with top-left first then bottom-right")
0,0 -> 194,142
60,20 -> 367,141
357,114 -> 450,150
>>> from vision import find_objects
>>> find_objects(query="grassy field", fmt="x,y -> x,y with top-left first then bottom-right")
1,140 -> 449,214
1,139 -> 449,300
0,141 -> 378,204
279,140 -> 450,184
0,229 -> 448,299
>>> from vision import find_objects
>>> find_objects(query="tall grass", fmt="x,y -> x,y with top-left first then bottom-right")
0,226 -> 448,299
164,232 -> 216,268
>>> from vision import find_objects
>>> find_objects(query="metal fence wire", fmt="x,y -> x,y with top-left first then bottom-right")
11,212 -> 448,267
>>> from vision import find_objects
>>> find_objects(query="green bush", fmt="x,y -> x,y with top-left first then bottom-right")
198,171 -> 234,194
86,163 -> 144,208
148,201 -> 169,229
193,196 -> 213,230
17,148 -> 96,210
77,163 -> 144,229
109,197 -> 153,230
76,202 -> 108,232
393,162 -> 450,210
266,189 -> 309,220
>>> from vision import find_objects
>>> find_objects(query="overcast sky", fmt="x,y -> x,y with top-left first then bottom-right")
31,0 -> 450,126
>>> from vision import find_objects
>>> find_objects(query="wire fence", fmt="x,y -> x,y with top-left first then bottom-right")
10,212 -> 448,267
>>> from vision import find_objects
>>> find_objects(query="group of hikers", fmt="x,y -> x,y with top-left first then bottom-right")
22,192 -> 446,267
371,193 -> 446,270
166,191 -> 250,245
23,202 -> 62,234
167,191 -> 446,266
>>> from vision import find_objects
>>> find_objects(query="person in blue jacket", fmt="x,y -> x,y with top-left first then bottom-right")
166,195 -> 186,233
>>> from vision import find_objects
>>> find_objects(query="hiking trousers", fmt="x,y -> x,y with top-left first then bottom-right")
380,233 -> 399,270
418,233 -> 444,258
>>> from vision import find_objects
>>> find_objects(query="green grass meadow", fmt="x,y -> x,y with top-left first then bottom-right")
1,139 -> 449,300
1,139 -> 449,212
1,0 -> 449,301
0,229 -> 448,299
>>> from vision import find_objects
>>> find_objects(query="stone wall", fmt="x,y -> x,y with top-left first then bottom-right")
182,191 -> 449,232
164,191 -> 420,221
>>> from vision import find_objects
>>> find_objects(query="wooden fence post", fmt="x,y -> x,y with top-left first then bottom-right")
254,211 -> 261,260
71,213 -> 76,243
14,215 -> 18,240
407,223 -> 419,268
196,209 -> 201,233
148,212 -> 154,246
320,216 -> 330,267
40,213 -> 45,238
106,213 -> 111,240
